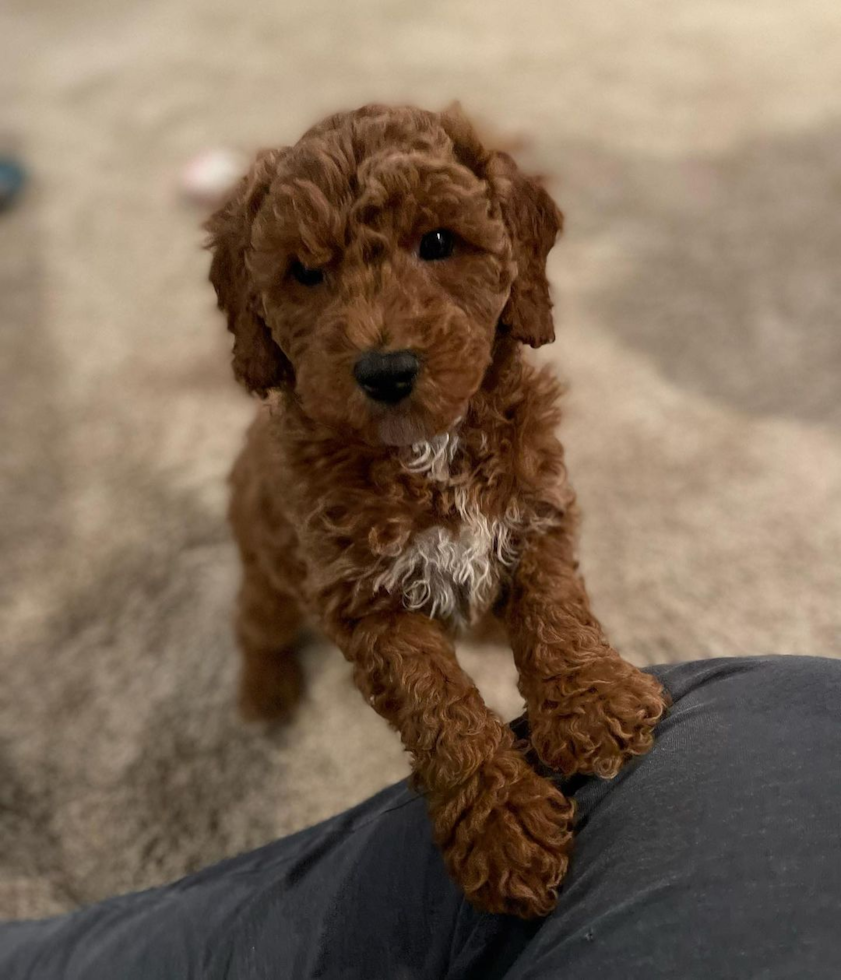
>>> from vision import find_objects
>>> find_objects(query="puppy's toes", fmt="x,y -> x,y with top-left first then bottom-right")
530,666 -> 667,778
436,760 -> 575,918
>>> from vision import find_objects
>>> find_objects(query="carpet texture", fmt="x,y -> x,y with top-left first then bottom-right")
1,0 -> 839,918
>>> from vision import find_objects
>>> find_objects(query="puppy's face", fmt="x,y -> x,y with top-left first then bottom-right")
208,105 -> 561,446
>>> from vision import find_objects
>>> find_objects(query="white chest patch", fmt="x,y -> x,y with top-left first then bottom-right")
371,434 -> 522,626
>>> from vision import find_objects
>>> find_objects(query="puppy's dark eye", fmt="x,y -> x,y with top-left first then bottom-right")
290,259 -> 324,287
418,229 -> 454,261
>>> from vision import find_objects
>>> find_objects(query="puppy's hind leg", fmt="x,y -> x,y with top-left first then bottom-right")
235,560 -> 306,722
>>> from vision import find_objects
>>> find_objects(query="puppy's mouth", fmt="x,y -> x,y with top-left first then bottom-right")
375,409 -> 430,447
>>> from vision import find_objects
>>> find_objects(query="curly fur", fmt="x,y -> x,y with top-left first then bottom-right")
207,103 -> 667,918
373,440 -> 525,626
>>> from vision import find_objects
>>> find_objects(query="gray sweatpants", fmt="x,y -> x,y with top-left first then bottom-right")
2,655 -> 840,978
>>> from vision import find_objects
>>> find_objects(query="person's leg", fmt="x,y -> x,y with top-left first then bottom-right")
498,655 -> 841,980
0,777 -> 468,979
2,656 -> 840,980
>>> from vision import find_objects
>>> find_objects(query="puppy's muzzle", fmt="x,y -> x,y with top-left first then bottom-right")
353,350 -> 419,404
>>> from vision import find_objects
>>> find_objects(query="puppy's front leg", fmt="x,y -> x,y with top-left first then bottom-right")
506,525 -> 668,779
332,610 -> 574,918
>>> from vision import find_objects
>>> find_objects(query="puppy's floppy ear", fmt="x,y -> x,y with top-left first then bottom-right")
205,149 -> 292,396
489,152 -> 563,349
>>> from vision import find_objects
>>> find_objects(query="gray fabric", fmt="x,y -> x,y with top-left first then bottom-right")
2,655 -> 840,978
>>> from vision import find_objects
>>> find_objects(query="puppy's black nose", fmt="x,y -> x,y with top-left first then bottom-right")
353,350 -> 419,404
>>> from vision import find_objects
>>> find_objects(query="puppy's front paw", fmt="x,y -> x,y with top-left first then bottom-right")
529,661 -> 667,778
434,756 -> 575,918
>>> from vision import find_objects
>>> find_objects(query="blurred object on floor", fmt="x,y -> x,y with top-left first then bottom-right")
0,157 -> 26,211
179,147 -> 249,208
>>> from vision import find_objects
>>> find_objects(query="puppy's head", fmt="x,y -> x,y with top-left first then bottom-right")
206,104 -> 561,446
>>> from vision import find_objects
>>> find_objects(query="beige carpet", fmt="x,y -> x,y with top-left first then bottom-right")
1,0 -> 840,918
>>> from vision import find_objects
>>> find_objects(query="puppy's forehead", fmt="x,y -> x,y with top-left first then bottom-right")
282,110 -> 466,193
299,105 -> 455,167
256,106 -> 500,263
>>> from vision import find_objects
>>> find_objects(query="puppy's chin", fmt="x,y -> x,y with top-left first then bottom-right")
376,412 -> 430,447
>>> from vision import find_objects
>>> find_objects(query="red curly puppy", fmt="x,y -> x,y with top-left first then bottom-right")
207,104 -> 667,918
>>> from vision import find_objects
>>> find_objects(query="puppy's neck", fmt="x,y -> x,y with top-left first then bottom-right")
402,430 -> 461,483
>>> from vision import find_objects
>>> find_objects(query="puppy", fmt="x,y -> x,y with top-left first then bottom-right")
207,104 -> 667,918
